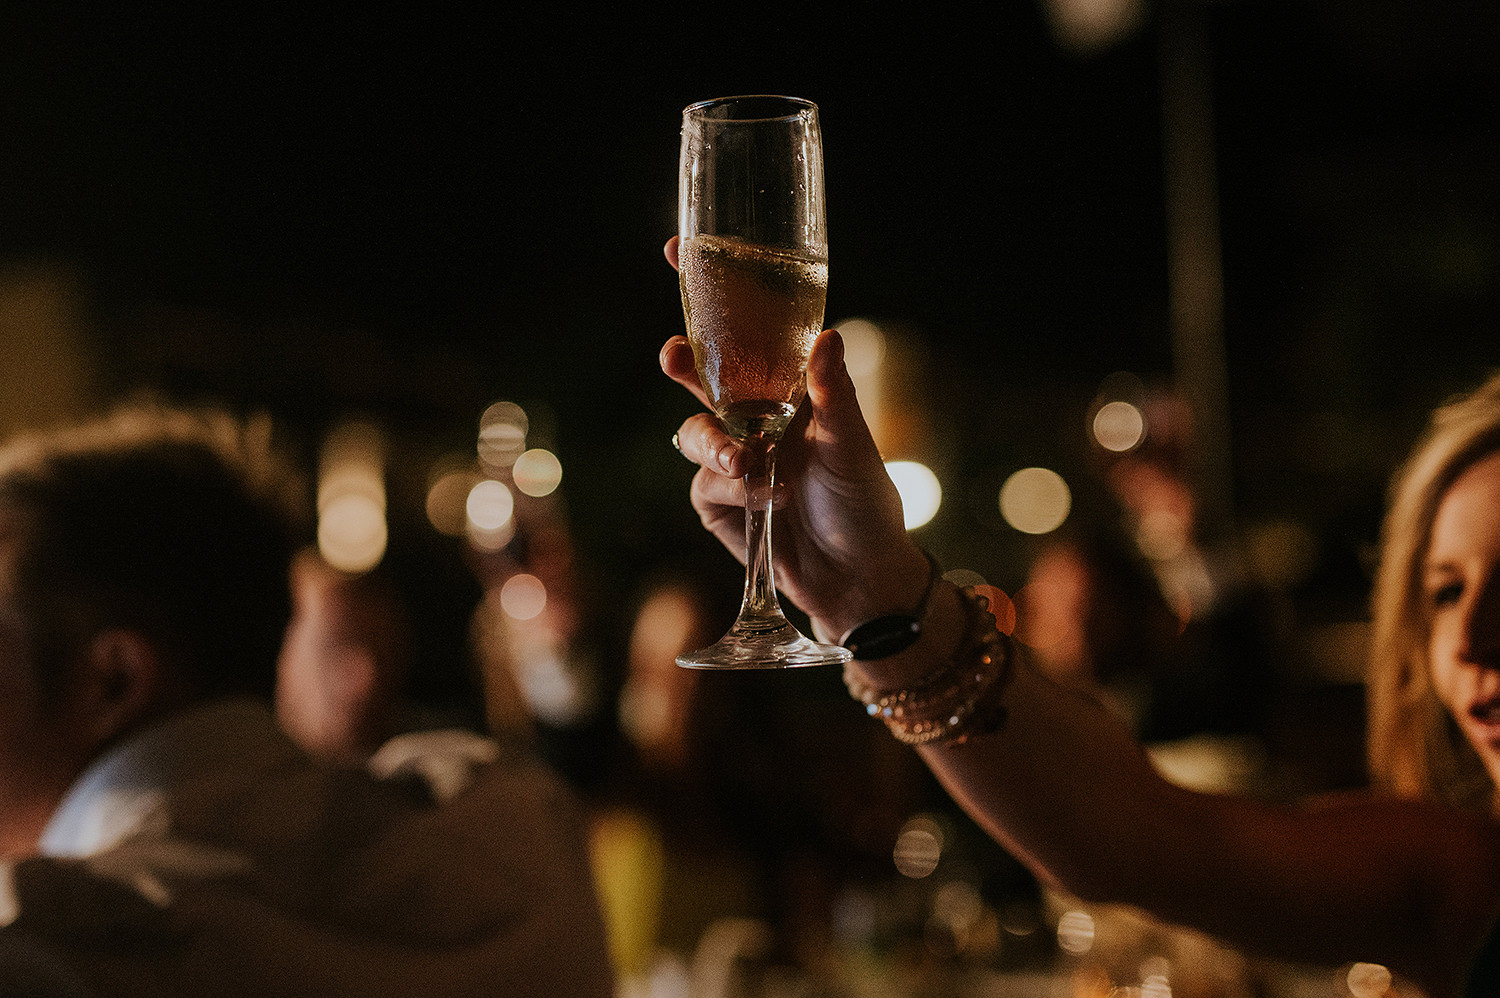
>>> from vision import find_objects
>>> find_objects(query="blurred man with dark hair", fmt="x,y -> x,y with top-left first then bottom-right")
0,406 -> 613,997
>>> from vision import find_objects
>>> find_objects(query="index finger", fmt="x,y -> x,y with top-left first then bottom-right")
660,335 -> 712,410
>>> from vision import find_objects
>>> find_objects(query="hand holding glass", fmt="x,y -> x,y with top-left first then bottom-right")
675,95 -> 852,669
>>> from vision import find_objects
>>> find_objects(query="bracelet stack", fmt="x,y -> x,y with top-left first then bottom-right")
843,584 -> 1012,746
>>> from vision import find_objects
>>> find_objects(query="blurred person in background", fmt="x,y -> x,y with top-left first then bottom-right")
276,547 -> 417,764
466,495 -> 611,788
591,555 -> 947,992
1087,386 -> 1280,745
1014,531 -> 1187,736
275,532 -> 524,759
0,404 -> 612,997
660,227 -> 1500,995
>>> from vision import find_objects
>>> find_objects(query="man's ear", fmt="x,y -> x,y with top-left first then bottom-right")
75,629 -> 168,748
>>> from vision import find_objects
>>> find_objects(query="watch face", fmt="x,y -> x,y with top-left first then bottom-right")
843,614 -> 922,660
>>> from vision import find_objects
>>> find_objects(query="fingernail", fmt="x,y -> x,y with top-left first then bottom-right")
715,443 -> 737,473
810,329 -> 844,382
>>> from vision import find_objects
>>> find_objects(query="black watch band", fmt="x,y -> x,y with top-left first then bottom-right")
839,551 -> 941,660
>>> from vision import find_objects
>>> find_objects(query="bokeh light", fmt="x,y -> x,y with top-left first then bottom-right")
1141,971 -> 1173,998
500,573 -> 547,621
513,447 -> 563,497
426,466 -> 480,537
1042,0 -> 1145,54
944,568 -> 987,590
316,421 -> 387,574
466,479 -> 516,551
1346,963 -> 1392,998
930,882 -> 985,949
939,571 -> 1017,637
466,479 -> 515,531
999,467 -> 1072,535
468,517 -> 515,553
1136,508 -> 1189,561
893,814 -> 944,878
317,492 -> 387,575
973,584 -> 1016,635
836,318 -> 889,450
885,460 -> 941,529
1056,909 -> 1095,955
926,880 -> 994,958
836,318 -> 887,378
1093,399 -> 1146,452
478,400 -> 528,474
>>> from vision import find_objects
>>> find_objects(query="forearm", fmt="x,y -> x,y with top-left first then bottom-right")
844,579 -> 1189,898
841,580 -> 1500,989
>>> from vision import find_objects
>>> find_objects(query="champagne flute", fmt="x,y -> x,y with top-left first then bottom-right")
675,95 -> 852,669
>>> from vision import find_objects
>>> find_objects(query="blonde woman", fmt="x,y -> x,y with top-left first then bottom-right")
1369,373 -> 1500,815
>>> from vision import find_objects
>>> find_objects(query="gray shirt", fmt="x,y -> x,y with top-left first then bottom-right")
0,700 -> 613,997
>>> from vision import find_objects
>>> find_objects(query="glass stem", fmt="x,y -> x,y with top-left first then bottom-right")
740,432 -> 786,629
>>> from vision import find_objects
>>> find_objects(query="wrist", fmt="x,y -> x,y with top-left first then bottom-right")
838,550 -> 942,660
844,579 -> 968,691
813,543 -> 933,642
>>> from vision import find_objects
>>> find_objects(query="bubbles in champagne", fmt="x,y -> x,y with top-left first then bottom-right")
679,234 -> 828,439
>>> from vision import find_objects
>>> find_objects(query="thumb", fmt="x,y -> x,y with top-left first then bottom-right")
805,329 -> 885,472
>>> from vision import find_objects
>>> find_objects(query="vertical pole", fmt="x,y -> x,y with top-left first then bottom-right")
1159,0 -> 1234,538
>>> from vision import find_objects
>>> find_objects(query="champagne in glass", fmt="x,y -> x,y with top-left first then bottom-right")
679,234 -> 828,440
675,95 -> 851,669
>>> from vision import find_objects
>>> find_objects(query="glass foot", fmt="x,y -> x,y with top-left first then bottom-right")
676,616 -> 851,669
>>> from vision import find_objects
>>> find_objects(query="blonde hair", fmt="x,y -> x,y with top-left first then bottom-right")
1367,371 -> 1500,812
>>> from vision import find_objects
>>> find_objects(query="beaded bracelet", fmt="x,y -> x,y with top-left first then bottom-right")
843,584 -> 1012,746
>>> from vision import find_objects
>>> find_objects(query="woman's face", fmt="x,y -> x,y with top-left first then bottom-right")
1425,449 -> 1500,791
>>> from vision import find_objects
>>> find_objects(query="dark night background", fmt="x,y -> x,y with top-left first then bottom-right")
5,8 -> 1500,981
2,3 -> 1498,613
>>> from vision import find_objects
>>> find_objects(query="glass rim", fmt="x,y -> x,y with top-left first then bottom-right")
682,94 -> 818,122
